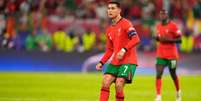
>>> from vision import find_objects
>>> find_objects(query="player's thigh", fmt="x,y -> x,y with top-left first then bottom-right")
115,78 -> 126,90
167,59 -> 177,69
102,74 -> 116,87
156,64 -> 166,73
103,64 -> 119,86
167,59 -> 178,77
117,64 -> 137,83
156,58 -> 168,73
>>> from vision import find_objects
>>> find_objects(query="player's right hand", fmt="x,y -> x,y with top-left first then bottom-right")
159,35 -> 171,42
96,63 -> 103,71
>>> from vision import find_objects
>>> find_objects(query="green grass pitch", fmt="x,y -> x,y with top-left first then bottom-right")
0,72 -> 200,101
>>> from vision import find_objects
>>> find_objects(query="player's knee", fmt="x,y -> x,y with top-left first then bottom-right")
170,73 -> 177,80
115,78 -> 125,90
102,83 -> 110,89
102,77 -> 112,88
156,73 -> 162,79
102,81 -> 110,89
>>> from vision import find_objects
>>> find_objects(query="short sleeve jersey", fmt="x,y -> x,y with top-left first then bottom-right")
156,21 -> 181,59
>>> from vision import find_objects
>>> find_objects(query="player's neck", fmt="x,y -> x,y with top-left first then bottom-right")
112,15 -> 122,25
162,19 -> 170,25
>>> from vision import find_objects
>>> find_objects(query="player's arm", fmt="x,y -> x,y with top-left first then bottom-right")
96,35 -> 113,70
152,34 -> 160,41
153,34 -> 181,43
159,35 -> 181,43
117,25 -> 140,60
159,25 -> 182,44
124,29 -> 140,50
123,21 -> 140,51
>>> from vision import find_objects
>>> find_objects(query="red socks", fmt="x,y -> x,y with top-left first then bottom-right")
116,91 -> 124,101
156,79 -> 162,95
173,76 -> 180,91
100,87 -> 110,101
99,87 -> 124,101
156,76 -> 180,95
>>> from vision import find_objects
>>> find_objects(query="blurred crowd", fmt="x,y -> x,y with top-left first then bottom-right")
0,0 -> 201,53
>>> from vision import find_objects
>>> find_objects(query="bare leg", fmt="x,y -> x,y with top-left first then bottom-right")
100,74 -> 116,101
115,78 -> 125,101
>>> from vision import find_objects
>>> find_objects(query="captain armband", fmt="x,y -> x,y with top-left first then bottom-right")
128,30 -> 137,38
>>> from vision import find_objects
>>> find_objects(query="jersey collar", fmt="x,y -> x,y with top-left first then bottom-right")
112,17 -> 123,26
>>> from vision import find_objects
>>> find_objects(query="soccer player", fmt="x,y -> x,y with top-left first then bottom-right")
96,1 -> 140,101
154,10 -> 182,101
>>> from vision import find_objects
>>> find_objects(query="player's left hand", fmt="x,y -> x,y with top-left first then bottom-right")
96,63 -> 103,71
117,49 -> 126,60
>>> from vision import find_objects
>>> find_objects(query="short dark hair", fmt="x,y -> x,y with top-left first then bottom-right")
108,1 -> 121,8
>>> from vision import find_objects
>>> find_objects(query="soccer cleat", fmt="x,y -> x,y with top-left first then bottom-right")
155,95 -> 162,101
176,90 -> 182,101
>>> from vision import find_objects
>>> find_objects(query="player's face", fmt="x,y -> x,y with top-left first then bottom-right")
159,11 -> 168,21
107,4 -> 121,19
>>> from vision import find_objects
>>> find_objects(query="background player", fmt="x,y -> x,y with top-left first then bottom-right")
96,1 -> 140,101
154,9 -> 182,101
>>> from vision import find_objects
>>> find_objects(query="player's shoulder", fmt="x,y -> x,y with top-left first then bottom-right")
121,18 -> 132,25
169,21 -> 178,27
106,25 -> 112,31
155,21 -> 162,27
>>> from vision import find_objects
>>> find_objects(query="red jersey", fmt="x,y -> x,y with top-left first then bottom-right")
100,18 -> 140,65
156,21 -> 182,59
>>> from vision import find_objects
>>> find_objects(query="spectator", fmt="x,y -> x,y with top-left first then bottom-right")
52,28 -> 66,51
129,2 -> 142,20
0,13 -> 5,35
180,29 -> 194,53
6,0 -> 17,14
96,1 -> 107,20
64,31 -> 78,52
44,0 -> 57,15
82,29 -> 96,51
141,0 -> 155,20
194,33 -> 201,52
169,0 -> 184,20
0,0 -> 6,13
35,29 -> 52,52
84,2 -> 96,19
192,0 -> 201,19
6,15 -> 15,40
25,30 -> 37,50
19,0 -> 30,13
154,0 -> 163,17
17,22 -> 30,49
139,25 -> 153,51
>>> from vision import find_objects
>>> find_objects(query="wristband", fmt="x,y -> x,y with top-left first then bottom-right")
121,48 -> 127,53
99,61 -> 104,66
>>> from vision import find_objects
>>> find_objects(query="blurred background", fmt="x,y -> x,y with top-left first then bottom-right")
0,0 -> 200,73
0,0 -> 201,101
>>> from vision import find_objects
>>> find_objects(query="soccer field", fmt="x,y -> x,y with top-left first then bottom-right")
0,72 -> 200,101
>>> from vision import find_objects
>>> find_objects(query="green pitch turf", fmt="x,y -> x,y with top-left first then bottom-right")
0,72 -> 200,101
